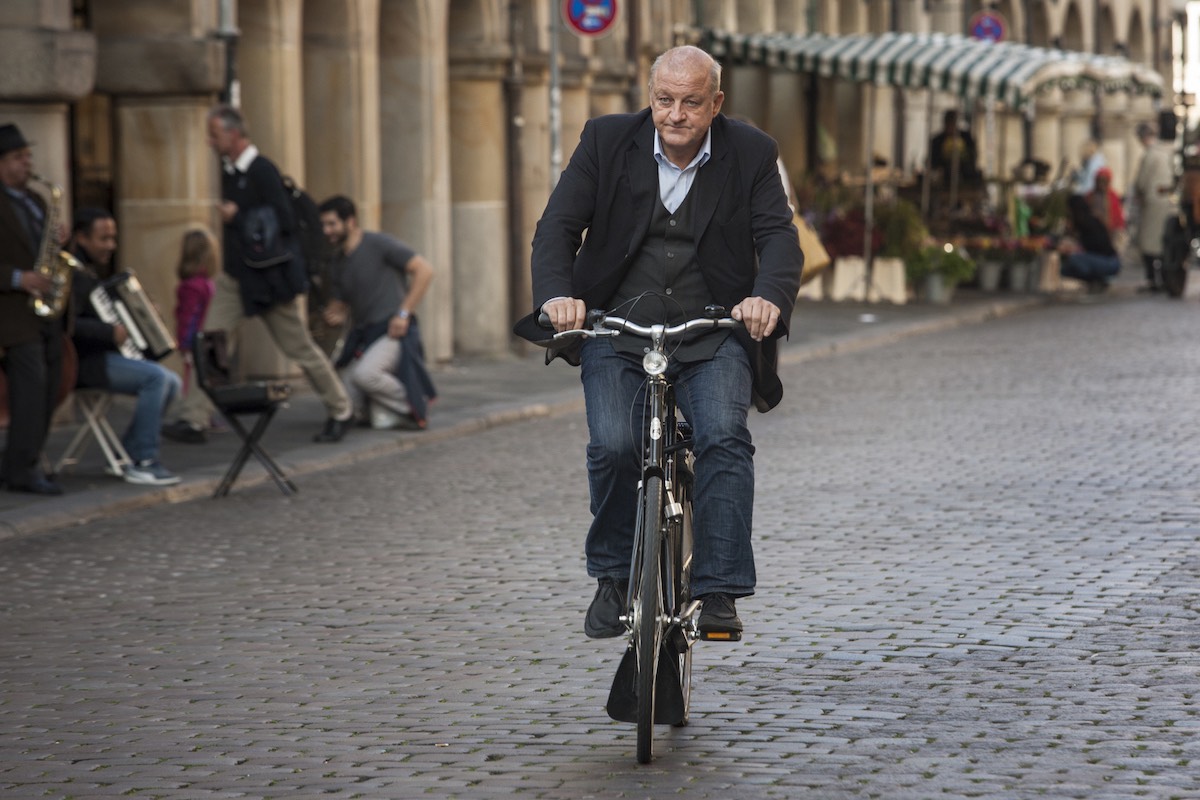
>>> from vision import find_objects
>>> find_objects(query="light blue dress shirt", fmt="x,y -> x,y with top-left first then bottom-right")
654,129 -> 712,213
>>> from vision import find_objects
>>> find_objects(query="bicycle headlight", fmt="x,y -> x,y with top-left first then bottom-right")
642,350 -> 668,376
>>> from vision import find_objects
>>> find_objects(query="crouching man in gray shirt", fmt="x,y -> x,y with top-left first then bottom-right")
318,195 -> 436,430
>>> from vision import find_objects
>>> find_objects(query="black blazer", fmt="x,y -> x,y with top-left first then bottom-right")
515,111 -> 802,410
0,189 -> 45,347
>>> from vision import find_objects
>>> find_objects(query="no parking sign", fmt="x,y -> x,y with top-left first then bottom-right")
562,0 -> 618,38
968,10 -> 1008,42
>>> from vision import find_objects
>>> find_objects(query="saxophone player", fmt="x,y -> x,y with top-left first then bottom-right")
0,123 -> 65,496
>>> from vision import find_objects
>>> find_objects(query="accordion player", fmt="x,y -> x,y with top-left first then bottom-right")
88,272 -> 177,362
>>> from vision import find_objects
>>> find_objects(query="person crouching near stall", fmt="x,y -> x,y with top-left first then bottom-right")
1058,194 -> 1121,295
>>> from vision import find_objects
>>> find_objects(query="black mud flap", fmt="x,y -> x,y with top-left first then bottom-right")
605,640 -> 685,725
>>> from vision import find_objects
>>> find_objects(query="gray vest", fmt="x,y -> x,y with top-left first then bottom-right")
609,189 -> 728,362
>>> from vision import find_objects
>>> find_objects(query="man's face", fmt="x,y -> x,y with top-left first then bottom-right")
77,218 -> 118,267
650,61 -> 723,166
321,210 -> 349,247
0,146 -> 33,189
206,116 -> 238,158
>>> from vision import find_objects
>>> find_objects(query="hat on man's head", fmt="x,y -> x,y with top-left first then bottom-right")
1096,166 -> 1113,181
0,123 -> 31,156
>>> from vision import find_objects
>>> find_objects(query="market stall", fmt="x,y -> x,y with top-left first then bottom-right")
700,28 -> 1164,294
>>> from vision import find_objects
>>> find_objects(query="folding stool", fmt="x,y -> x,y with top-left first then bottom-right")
54,390 -> 133,478
193,330 -> 296,498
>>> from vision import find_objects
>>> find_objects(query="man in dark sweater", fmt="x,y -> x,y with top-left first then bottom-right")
164,105 -> 352,444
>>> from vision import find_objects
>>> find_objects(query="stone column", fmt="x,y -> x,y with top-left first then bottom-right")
380,0 -> 454,363
767,72 -> 807,182
111,99 -> 221,324
0,0 -> 96,212
302,0 -> 382,227
520,65 -> 552,302
1059,89 -> 1095,186
1031,89 -> 1065,180
721,52 -> 767,122
1097,93 -> 1133,192
88,0 -> 230,372
448,63 -> 509,357
239,0 -> 307,178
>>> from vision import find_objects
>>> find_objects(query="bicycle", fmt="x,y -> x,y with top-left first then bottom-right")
545,306 -> 740,764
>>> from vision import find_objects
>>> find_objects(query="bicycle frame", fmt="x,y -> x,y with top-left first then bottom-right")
547,309 -> 736,763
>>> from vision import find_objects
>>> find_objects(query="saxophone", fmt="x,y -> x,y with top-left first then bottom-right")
27,174 -> 79,319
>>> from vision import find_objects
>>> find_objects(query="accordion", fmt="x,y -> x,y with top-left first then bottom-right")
89,271 -> 177,362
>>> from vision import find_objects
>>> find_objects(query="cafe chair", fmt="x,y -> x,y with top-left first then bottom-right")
193,330 -> 296,498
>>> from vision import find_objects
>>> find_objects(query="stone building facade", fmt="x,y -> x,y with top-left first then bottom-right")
0,0 -> 1185,373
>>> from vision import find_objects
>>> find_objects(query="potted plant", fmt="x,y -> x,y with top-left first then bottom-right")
907,243 -> 977,304
874,198 -> 929,263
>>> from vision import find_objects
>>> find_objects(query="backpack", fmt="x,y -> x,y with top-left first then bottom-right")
239,205 -> 292,269
281,175 -> 330,285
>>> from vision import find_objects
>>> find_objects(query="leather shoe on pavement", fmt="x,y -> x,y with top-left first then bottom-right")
697,592 -> 743,640
6,474 -> 64,496
313,417 -> 351,443
584,577 -> 628,639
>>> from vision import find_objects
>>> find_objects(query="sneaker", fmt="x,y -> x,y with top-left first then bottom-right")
697,592 -> 743,640
584,577 -> 629,639
162,420 -> 207,444
375,412 -> 425,431
123,460 -> 182,487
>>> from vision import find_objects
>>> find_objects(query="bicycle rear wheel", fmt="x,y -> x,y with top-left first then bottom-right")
635,474 -> 664,764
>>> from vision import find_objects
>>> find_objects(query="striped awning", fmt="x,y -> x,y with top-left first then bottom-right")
701,29 -> 1164,110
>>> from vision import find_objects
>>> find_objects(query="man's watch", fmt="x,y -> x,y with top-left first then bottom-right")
396,310 -> 410,320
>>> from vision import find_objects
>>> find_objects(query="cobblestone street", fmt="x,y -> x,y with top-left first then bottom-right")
2,295 -> 1199,799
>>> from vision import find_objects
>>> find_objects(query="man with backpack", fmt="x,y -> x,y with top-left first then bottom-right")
163,104 -> 353,444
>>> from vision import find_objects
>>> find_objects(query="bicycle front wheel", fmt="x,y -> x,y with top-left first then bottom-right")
635,474 -> 664,764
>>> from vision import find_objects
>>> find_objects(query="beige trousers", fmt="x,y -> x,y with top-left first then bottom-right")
175,272 -> 351,427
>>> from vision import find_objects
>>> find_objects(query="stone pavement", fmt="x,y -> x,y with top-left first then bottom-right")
2,266 -> 1200,796
2,278 -> 1199,799
0,288 -> 1047,541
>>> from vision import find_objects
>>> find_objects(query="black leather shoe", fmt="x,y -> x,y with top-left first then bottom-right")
313,417 -> 350,443
585,577 -> 628,639
162,420 -> 207,444
7,475 -> 64,496
697,592 -> 743,640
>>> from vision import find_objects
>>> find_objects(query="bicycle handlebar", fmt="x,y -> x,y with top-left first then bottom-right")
539,307 -> 740,343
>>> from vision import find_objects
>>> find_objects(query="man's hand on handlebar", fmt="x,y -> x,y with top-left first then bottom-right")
541,297 -> 588,332
730,296 -> 781,342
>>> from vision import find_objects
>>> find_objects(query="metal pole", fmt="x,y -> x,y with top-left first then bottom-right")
217,0 -> 240,107
921,91 -> 933,217
863,83 -> 877,300
626,0 -> 642,112
507,1 -> 528,350
549,0 -> 562,189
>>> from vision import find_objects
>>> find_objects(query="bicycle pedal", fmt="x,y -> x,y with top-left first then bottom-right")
698,630 -> 742,642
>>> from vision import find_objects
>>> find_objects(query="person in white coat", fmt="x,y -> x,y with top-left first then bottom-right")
1130,113 -> 1178,292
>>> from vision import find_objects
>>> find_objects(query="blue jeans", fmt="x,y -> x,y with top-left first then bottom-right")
1062,252 -> 1120,282
579,336 -> 756,598
104,353 -> 181,463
